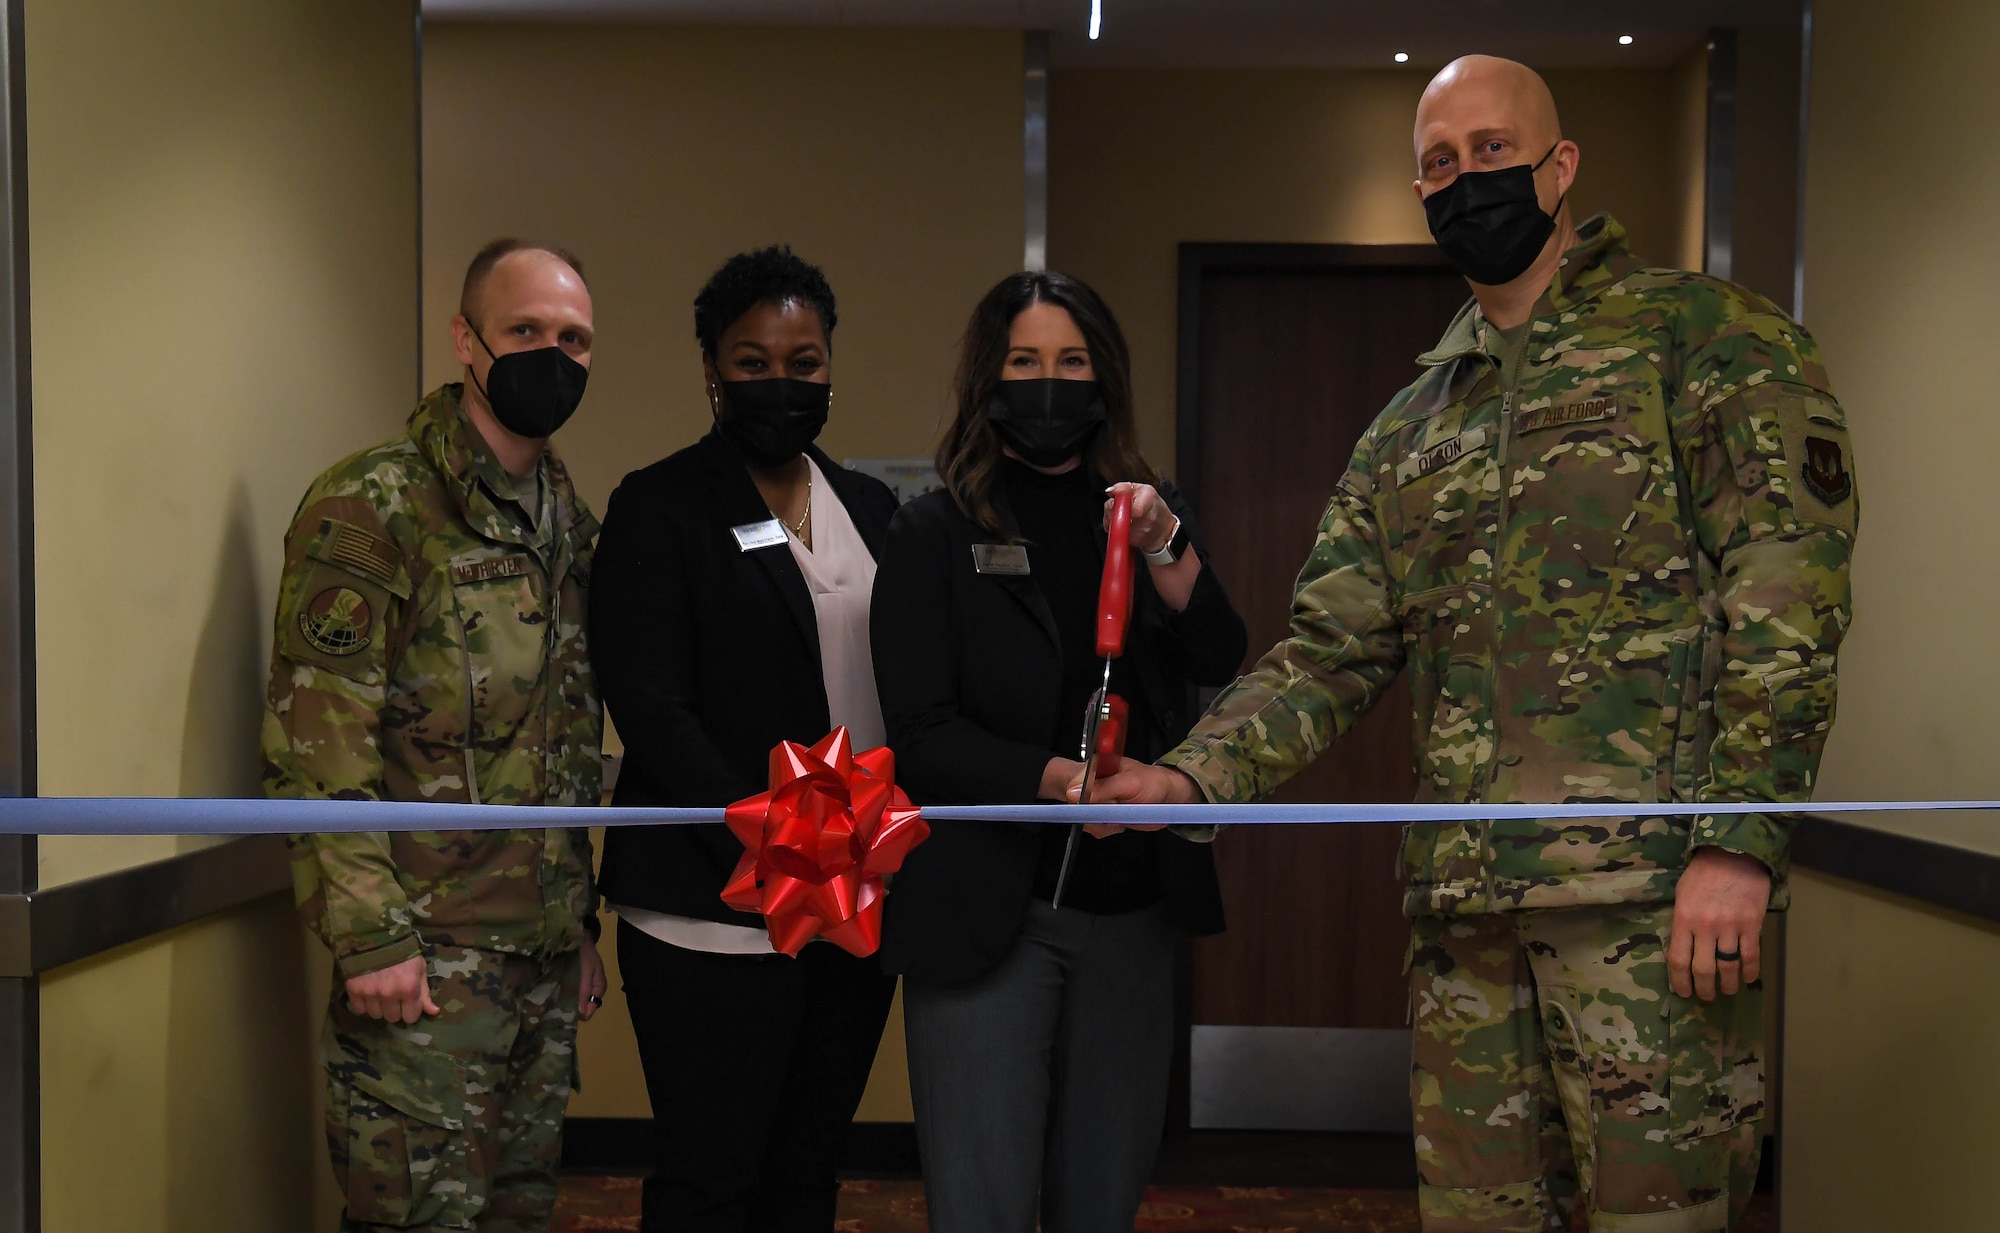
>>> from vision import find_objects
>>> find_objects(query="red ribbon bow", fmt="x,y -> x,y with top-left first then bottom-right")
720,728 -> 929,957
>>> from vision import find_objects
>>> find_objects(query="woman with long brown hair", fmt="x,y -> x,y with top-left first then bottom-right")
870,270 -> 1247,1232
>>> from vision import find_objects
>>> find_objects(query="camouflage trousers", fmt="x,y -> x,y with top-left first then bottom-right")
1409,904 -> 1764,1232
322,946 -> 582,1231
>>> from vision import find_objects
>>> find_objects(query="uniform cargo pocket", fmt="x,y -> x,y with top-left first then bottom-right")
331,1041 -> 473,1229
1668,987 -> 1765,1143
1400,587 -> 1492,796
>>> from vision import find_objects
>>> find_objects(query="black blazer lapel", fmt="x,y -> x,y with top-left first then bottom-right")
700,433 -> 822,676
1000,569 -> 1061,651
978,488 -> 1061,652
979,540 -> 1060,651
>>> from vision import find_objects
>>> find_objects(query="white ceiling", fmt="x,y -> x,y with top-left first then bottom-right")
420,0 -> 1804,69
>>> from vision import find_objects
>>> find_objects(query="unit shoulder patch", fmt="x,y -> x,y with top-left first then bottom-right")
299,586 -> 374,656
278,559 -> 394,681
1801,434 -> 1853,506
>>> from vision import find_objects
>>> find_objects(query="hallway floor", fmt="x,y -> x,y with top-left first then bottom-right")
554,1176 -> 1778,1230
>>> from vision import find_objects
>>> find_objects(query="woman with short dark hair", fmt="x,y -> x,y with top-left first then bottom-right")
591,245 -> 899,1232
871,270 -> 1249,1232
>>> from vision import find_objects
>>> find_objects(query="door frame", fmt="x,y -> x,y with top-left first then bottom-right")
1168,242 -> 1457,1137
1172,242 -> 1456,512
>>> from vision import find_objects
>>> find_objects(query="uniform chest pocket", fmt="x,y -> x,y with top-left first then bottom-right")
449,552 -> 548,727
1508,396 -> 1656,576
1389,421 -> 1495,586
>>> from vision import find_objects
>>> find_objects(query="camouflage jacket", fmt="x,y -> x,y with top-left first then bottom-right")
1168,215 -> 1856,917
262,384 -> 603,978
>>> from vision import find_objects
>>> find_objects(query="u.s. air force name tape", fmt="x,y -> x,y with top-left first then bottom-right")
0,796 -> 1992,836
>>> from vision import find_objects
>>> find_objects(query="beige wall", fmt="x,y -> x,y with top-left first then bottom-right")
423,22 -> 1024,1122
25,0 -> 418,1228
422,23 -> 1024,517
1784,873 -> 2000,1228
41,907 -> 334,1233
1048,66 -> 1705,473
1798,0 -> 2000,843
31,0 -> 419,883
1782,0 -> 2000,1224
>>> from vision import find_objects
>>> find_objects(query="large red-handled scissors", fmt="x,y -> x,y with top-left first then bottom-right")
1052,488 -> 1134,906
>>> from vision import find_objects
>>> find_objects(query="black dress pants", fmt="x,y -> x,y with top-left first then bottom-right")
618,917 -> 898,1233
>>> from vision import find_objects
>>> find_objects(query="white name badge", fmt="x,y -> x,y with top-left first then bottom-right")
731,519 -> 789,552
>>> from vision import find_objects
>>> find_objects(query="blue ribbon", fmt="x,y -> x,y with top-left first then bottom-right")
0,795 -> 1990,836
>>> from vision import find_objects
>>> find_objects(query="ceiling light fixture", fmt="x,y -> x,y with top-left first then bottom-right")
1394,51 -> 1410,63
1089,0 -> 1102,40
1618,34 -> 1634,45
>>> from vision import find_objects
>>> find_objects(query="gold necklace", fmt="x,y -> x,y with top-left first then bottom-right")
787,473 -> 812,537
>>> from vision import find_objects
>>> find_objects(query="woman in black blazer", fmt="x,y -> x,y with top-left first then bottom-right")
871,271 -> 1248,1233
591,247 -> 899,1233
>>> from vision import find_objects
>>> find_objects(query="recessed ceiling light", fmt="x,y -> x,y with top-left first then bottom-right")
1089,0 -> 1102,40
1394,52 -> 1410,63
1618,34 -> 1634,45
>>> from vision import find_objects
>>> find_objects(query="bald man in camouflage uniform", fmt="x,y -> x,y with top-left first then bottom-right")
264,239 -> 608,1232
1095,58 -> 1854,1231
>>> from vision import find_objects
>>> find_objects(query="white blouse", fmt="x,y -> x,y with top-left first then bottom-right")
614,458 -> 887,956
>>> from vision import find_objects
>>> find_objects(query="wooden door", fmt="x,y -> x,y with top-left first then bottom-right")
1177,247 -> 1466,1128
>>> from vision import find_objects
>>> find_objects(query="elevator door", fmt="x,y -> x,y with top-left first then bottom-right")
1180,247 -> 1465,1131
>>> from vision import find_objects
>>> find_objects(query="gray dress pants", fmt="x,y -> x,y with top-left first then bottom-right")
902,899 -> 1178,1233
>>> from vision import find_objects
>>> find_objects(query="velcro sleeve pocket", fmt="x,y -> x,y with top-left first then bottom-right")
1769,388 -> 1857,536
1764,664 -> 1837,797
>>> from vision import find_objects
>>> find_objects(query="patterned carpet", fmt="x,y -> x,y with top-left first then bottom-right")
554,1176 -> 1777,1231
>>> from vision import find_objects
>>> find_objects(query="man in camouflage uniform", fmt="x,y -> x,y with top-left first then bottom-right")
263,239 -> 609,1231
1095,57 -> 1854,1231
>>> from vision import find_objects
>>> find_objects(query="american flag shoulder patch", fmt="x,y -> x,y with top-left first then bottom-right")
314,518 -> 402,587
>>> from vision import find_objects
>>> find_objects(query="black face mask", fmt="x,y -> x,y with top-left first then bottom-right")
714,378 -> 831,467
1423,143 -> 1566,286
986,378 -> 1108,469
470,331 -> 589,439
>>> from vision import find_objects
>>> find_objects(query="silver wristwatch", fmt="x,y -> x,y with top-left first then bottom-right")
1142,516 -> 1189,566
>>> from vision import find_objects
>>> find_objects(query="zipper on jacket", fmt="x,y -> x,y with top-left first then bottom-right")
1477,316 -> 1539,902
546,565 -> 561,804
462,646 -> 483,807
537,526 -> 567,946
